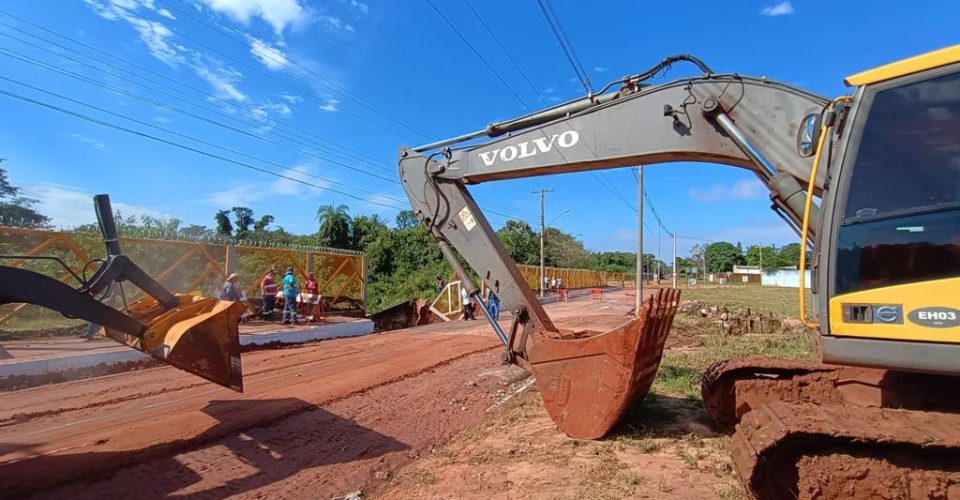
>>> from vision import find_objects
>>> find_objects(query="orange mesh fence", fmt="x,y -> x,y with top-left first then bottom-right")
0,227 -> 365,337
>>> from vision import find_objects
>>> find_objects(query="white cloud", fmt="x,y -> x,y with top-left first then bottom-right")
249,37 -> 289,70
350,0 -> 369,14
84,0 -> 186,66
20,183 -> 171,228
593,66 -> 608,72
194,60 -> 247,102
319,98 -> 339,112
689,179 -> 765,202
280,93 -> 302,104
205,164 -> 324,206
198,0 -> 308,36
67,133 -> 106,151
153,116 -> 172,123
760,1 -> 794,16
317,14 -> 347,31
156,7 -> 175,19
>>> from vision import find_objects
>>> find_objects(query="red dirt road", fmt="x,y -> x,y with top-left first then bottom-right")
0,294 -> 638,498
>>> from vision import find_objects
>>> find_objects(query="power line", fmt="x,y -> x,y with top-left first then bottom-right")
160,0 -> 437,142
0,87 -> 412,210
0,47 -> 401,184
0,12 -> 542,226
0,89 -> 410,210
424,0 -> 531,111
0,12 -> 398,176
533,0 -> 591,93
0,74 -> 409,204
461,0 -> 542,100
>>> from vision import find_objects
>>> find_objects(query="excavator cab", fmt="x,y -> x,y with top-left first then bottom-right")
0,195 -> 244,390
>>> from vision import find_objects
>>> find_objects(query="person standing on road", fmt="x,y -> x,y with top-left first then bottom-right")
460,286 -> 475,321
260,269 -> 278,317
486,285 -> 500,321
282,267 -> 299,325
222,273 -> 242,301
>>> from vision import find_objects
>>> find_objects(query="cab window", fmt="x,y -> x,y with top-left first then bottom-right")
836,70 -> 960,294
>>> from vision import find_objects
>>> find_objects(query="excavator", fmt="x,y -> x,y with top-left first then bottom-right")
396,45 -> 960,498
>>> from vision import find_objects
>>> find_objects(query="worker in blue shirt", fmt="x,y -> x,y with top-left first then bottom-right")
282,267 -> 299,325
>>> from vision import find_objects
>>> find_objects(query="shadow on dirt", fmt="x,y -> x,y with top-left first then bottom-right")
1,398 -> 408,498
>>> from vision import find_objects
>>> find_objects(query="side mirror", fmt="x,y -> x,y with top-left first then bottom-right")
797,113 -> 822,158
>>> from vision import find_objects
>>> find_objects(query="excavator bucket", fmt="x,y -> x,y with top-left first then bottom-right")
525,288 -> 680,439
104,294 -> 245,391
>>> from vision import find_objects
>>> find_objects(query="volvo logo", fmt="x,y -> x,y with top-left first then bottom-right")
908,307 -> 960,328
477,130 -> 580,167
874,305 -> 901,323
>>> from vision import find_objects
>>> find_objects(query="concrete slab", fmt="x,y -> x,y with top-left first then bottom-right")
240,318 -> 374,346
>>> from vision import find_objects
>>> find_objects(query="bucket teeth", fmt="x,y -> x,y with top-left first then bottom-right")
526,288 -> 680,439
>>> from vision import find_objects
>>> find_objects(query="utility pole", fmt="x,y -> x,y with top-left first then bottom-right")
657,224 -> 661,284
636,166 -> 643,315
759,242 -> 764,271
533,188 -> 553,298
703,243 -> 708,281
672,232 -> 677,288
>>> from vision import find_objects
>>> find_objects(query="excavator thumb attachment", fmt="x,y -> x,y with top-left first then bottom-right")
525,288 -> 680,439
105,295 -> 245,391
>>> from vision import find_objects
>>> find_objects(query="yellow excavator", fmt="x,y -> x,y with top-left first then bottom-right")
396,45 -> 960,497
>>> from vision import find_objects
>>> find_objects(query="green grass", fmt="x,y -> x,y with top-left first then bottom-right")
653,331 -> 816,399
681,285 -> 813,318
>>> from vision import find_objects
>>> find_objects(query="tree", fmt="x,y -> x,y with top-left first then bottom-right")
705,241 -> 744,273
214,210 -> 233,237
543,227 -> 593,269
351,214 -> 388,251
777,243 -> 808,268
395,210 -> 419,229
253,214 -> 274,232
180,224 -> 212,238
316,204 -> 352,248
745,244 -> 780,270
496,220 -> 539,265
0,167 -> 50,228
232,207 -> 254,240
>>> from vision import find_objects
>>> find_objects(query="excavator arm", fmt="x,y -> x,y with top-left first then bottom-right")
398,57 -> 830,438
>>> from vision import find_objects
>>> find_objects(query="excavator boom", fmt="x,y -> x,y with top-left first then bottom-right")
398,57 -> 829,438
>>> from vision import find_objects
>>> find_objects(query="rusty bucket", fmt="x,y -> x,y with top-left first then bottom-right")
105,294 -> 245,391
526,288 -> 680,439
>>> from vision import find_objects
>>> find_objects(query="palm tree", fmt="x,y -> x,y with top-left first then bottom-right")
316,204 -> 351,248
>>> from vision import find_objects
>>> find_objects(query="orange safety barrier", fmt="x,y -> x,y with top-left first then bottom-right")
590,288 -> 603,301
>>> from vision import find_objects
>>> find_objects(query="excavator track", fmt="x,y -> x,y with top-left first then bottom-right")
700,357 -> 839,433
733,401 -> 960,500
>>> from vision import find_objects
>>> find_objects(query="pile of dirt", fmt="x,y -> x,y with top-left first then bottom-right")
370,298 -> 440,332
678,300 -> 793,335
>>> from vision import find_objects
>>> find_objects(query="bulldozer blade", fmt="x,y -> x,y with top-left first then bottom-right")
525,288 -> 680,439
105,296 -> 245,391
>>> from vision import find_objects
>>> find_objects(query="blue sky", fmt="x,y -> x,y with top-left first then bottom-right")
0,0 -> 957,260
